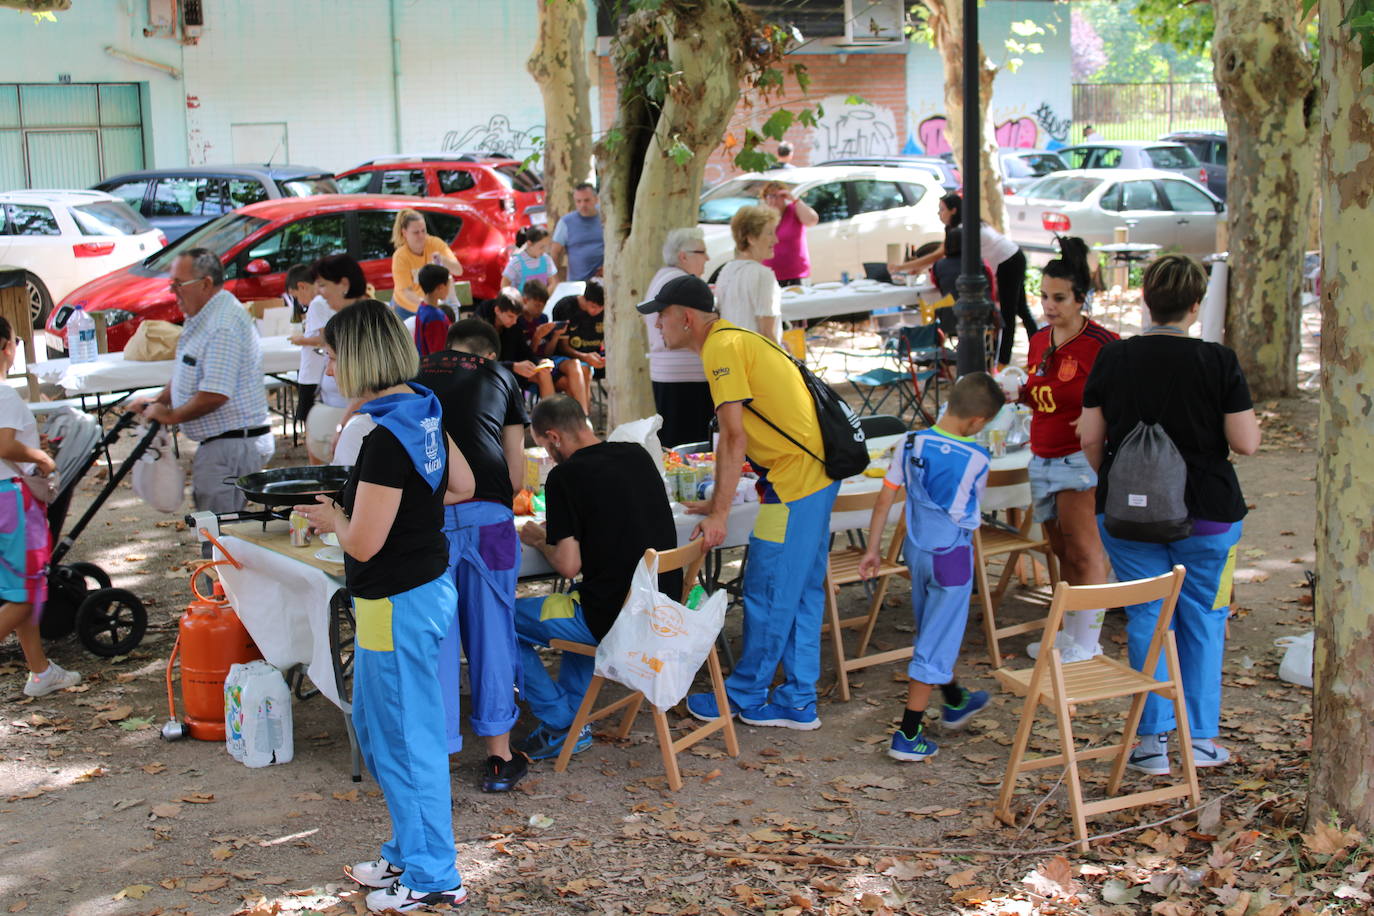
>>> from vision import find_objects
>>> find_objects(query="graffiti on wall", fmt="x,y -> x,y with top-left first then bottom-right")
811,95 -> 899,161
440,115 -> 542,158
905,102 -> 1072,155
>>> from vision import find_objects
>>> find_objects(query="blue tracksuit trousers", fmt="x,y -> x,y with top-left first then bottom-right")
437,501 -> 521,751
726,480 -> 840,709
905,531 -> 975,686
351,574 -> 461,893
1097,516 -> 1242,739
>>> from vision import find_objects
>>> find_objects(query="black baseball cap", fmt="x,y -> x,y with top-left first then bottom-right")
635,274 -> 716,314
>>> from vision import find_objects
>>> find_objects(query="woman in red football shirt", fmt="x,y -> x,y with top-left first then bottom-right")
1022,238 -> 1117,661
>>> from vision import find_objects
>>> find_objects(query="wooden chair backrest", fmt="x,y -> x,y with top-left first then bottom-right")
831,486 -> 903,514
1037,565 -> 1185,677
643,541 -> 707,604
986,467 -> 1029,488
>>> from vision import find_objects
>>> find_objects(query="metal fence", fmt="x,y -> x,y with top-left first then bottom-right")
1071,82 -> 1224,142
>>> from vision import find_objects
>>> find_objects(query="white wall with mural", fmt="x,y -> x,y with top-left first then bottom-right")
810,95 -> 901,161
904,0 -> 1073,155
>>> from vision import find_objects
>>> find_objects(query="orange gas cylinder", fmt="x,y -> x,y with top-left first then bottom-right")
174,564 -> 260,741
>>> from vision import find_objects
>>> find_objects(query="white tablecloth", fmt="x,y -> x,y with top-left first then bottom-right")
214,533 -> 346,709
780,282 -> 931,322
32,335 -> 302,398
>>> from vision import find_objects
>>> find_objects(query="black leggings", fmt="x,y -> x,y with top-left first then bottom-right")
995,249 -> 1038,366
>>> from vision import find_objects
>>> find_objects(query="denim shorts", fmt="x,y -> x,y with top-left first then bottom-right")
1028,451 -> 1098,523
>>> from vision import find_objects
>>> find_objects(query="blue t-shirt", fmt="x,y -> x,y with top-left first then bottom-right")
552,211 -> 605,282
884,427 -> 989,550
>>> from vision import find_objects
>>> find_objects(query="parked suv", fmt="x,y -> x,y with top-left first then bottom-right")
0,190 -> 165,326
1054,140 -> 1209,189
335,154 -> 546,235
1161,130 -> 1227,201
94,165 -> 338,243
44,195 -> 507,353
816,155 -> 961,192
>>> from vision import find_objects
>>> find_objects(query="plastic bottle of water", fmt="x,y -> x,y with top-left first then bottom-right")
68,306 -> 98,364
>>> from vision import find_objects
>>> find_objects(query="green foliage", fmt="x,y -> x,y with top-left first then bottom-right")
1076,0 -> 1212,83
760,109 -> 795,141
665,137 -> 693,166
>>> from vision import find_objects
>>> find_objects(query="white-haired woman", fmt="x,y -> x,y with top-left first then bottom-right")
644,227 -> 714,447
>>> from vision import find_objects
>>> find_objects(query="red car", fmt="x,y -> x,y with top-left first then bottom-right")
45,195 -> 507,353
334,155 -> 546,236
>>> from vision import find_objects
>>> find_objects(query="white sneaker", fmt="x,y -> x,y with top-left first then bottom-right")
1190,738 -> 1232,768
1127,733 -> 1171,776
347,857 -> 403,889
23,662 -> 81,697
1026,637 -> 1102,664
365,880 -> 467,913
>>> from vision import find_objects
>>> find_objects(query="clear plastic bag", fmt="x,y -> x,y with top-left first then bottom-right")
594,554 -> 727,710
1275,632 -> 1313,688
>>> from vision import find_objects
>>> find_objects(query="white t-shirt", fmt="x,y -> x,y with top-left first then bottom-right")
332,413 -> 377,467
298,297 -> 333,384
643,266 -> 709,384
714,259 -> 781,341
0,386 -> 40,479
980,225 -> 1020,270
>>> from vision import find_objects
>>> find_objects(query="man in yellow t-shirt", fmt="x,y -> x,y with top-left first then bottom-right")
638,275 -> 839,731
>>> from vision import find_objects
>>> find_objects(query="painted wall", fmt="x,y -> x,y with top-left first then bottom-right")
904,0 -> 1074,155
0,2 -> 188,169
0,0 -> 574,181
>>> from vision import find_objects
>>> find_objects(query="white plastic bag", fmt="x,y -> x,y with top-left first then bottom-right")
594,554 -> 727,710
608,415 -> 668,499
1275,631 -> 1313,688
131,427 -> 185,514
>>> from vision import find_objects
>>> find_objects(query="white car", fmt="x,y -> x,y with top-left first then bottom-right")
0,190 -> 166,326
697,166 -> 945,283
1005,168 -> 1224,263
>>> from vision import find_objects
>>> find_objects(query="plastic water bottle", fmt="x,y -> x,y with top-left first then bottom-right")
68,306 -> 98,364
238,660 -> 294,767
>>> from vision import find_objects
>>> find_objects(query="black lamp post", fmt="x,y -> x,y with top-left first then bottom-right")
954,0 -> 996,377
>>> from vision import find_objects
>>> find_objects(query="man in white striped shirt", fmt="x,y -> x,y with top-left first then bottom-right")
130,248 -> 271,513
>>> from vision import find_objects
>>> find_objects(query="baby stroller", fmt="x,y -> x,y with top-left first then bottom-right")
37,407 -> 160,657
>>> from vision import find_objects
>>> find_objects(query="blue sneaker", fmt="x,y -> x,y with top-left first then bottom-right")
889,727 -> 939,762
516,723 -> 593,761
940,688 -> 990,730
685,692 -> 740,722
738,701 -> 821,731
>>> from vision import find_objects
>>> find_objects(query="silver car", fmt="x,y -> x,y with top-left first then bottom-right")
1054,140 -> 1210,189
1005,168 -> 1225,261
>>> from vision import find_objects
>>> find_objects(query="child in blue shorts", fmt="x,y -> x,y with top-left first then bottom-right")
860,372 -> 1006,762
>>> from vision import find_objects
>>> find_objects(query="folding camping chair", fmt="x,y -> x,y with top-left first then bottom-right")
993,566 -> 1199,852
975,467 -> 1060,666
550,540 -> 739,791
822,488 -> 910,702
892,324 -> 955,427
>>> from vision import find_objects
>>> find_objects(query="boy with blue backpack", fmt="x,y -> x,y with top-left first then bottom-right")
859,372 -> 1006,761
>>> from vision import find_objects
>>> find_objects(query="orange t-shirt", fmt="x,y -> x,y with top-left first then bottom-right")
391,236 -> 456,303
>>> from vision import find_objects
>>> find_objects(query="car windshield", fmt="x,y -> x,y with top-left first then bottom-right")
699,179 -> 787,224
1145,146 -> 1200,169
69,201 -> 153,236
279,176 -> 339,197
142,213 -> 270,271
1019,176 -> 1102,202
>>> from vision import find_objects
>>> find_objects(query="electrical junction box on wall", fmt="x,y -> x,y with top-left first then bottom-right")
843,0 -> 904,45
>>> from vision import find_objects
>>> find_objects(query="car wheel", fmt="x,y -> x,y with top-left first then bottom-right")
25,273 -> 53,327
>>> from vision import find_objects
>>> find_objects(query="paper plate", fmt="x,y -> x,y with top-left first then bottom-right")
813,281 -> 843,290
315,545 -> 345,564
320,532 -> 339,547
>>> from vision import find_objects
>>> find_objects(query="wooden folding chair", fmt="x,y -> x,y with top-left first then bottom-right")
549,540 -> 739,791
823,488 -> 910,702
993,566 -> 1198,852
974,467 -> 1059,666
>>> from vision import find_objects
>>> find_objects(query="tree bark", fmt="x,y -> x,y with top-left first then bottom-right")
528,0 -> 593,229
601,1 -> 751,426
1310,0 -> 1374,832
922,1 -> 1007,233
1212,1 -> 1316,398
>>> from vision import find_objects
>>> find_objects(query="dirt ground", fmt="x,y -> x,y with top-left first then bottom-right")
0,299 -> 1336,916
